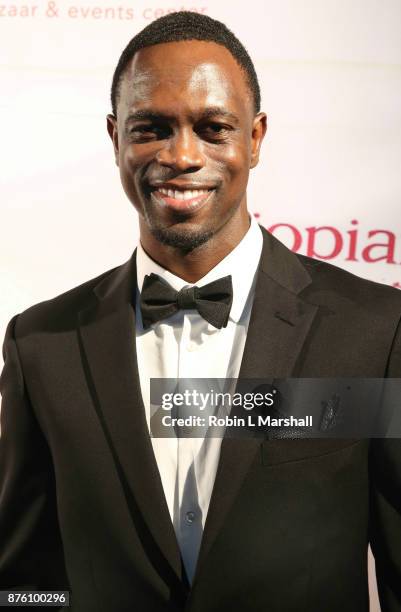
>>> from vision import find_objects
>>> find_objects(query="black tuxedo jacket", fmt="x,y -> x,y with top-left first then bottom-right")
1,226 -> 401,612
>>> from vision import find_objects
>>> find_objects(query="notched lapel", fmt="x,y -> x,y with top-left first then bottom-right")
77,254 -> 186,592
194,228 -> 320,584
237,269 -> 318,381
238,225 -> 319,381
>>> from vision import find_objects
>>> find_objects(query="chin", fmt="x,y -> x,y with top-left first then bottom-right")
149,224 -> 214,251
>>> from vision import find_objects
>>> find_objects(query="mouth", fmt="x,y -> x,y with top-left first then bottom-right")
149,186 -> 215,215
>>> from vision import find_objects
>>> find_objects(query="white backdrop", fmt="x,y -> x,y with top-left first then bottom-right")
2,1 -> 401,608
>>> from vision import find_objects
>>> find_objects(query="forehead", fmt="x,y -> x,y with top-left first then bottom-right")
117,40 -> 252,118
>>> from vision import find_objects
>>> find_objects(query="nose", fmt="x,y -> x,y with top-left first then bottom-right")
155,128 -> 205,172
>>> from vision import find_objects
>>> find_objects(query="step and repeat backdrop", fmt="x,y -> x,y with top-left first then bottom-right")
1,1 -> 401,608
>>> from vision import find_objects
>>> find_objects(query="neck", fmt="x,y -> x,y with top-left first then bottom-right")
139,209 -> 251,283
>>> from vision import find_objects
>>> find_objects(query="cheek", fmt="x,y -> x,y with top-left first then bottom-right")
211,143 -> 251,185
121,146 -> 138,173
117,149 -> 140,205
121,143 -> 163,182
119,147 -> 143,190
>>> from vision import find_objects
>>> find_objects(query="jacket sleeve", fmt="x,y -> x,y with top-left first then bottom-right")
0,314 -> 69,596
369,315 -> 401,611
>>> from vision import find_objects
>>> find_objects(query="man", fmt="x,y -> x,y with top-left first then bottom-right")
1,10 -> 401,612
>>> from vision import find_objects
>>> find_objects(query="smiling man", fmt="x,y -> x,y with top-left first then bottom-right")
106,23 -> 266,278
1,11 -> 401,612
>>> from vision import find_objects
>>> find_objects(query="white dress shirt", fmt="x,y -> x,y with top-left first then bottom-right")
135,216 -> 263,583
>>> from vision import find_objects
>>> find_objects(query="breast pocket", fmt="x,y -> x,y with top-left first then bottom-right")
260,438 -> 365,467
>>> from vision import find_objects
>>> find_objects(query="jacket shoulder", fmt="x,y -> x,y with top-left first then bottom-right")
297,252 -> 401,311
13,263 -> 124,336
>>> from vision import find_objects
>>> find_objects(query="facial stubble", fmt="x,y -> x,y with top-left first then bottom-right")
143,194 -> 242,253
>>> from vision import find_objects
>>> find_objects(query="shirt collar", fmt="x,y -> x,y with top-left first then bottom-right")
136,215 -> 263,323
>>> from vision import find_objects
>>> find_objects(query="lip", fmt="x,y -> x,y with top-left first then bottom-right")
149,181 -> 217,191
150,188 -> 215,215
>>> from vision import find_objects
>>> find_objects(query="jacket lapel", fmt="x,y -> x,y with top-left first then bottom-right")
77,254 -> 187,594
193,226 -> 319,583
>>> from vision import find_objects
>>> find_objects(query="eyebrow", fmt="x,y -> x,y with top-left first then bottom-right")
124,107 -> 240,127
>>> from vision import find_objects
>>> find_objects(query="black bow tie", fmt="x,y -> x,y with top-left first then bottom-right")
140,273 -> 233,329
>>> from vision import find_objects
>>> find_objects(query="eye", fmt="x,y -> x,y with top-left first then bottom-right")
209,123 -> 226,132
129,124 -> 170,141
199,122 -> 231,140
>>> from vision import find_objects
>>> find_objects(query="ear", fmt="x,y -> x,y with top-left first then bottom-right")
106,114 -> 119,167
250,112 -> 267,169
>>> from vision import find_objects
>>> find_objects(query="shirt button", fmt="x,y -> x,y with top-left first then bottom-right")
186,342 -> 197,352
185,511 -> 196,524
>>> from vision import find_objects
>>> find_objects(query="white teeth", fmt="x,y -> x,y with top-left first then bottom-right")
157,187 -> 210,200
